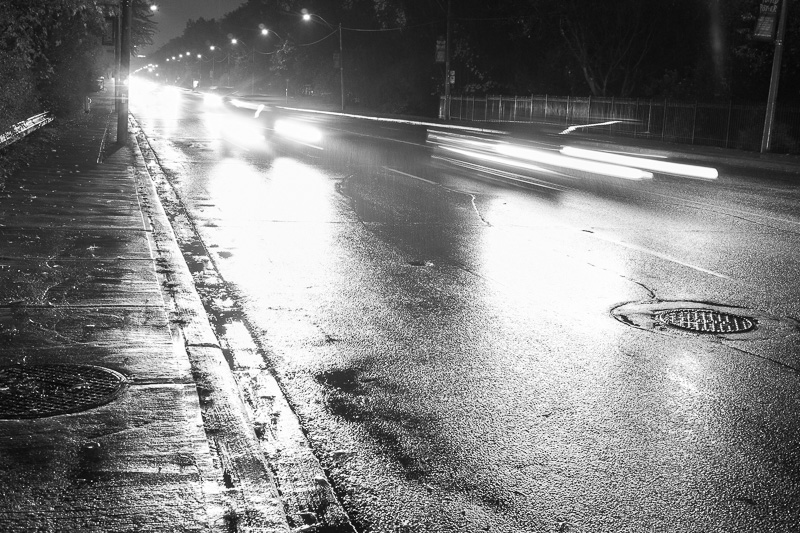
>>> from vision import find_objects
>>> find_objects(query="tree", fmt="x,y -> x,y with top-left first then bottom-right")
555,0 -> 662,96
0,0 -> 106,122
132,0 -> 158,54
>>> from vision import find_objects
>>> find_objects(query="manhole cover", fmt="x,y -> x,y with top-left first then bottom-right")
0,364 -> 127,419
655,309 -> 756,334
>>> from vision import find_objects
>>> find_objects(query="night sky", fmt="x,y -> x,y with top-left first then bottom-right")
147,0 -> 245,53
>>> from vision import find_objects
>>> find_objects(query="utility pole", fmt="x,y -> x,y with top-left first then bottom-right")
444,0 -> 452,120
761,0 -> 789,153
339,23 -> 345,112
117,0 -> 131,144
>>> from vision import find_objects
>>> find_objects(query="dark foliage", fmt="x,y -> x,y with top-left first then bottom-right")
148,0 -> 800,111
0,0 -> 156,131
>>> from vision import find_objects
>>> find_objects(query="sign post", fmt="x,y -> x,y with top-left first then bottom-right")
754,0 -> 781,41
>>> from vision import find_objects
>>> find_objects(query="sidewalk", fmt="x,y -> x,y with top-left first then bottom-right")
0,94 -> 289,532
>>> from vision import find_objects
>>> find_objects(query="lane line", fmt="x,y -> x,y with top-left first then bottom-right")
581,231 -> 731,279
383,167 -> 491,226
384,168 -> 730,278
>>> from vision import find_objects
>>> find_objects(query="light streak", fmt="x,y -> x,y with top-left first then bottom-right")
561,146 -> 718,180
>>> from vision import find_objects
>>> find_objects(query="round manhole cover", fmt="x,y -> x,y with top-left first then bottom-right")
655,309 -> 756,334
0,364 -> 127,419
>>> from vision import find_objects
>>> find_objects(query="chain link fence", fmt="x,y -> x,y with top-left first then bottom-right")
440,95 -> 800,154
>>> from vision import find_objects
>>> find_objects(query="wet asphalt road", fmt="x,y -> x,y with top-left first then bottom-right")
131,84 -> 800,532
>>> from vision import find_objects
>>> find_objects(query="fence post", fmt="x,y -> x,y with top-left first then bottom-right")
530,95 -> 534,122
691,101 -> 697,144
471,94 -> 475,121
544,95 -> 548,121
610,97 -> 615,134
648,99 -> 653,135
587,95 -> 592,124
485,95 -> 488,121
725,100 -> 732,148
566,96 -> 570,124
662,99 -> 668,141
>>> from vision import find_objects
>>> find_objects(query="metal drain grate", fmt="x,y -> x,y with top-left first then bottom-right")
0,364 -> 126,419
655,309 -> 756,334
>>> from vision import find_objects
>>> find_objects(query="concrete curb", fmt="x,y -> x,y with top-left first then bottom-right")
128,114 -> 357,533
128,116 -> 291,533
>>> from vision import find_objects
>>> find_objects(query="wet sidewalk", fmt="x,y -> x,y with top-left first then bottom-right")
0,95 -> 288,532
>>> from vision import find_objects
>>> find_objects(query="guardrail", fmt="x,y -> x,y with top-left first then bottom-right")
0,112 -> 54,150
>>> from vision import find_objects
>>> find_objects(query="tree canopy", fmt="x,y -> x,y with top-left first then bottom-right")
145,0 -> 799,112
1,0 -> 158,127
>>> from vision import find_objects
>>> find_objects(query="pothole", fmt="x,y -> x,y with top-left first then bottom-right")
0,364 -> 127,419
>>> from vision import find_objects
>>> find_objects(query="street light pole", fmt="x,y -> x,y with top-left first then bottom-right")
444,0 -> 452,120
303,13 -> 345,112
339,23 -> 345,112
117,0 -> 131,143
761,0 -> 789,153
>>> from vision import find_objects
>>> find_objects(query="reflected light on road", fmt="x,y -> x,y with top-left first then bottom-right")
207,157 -> 335,224
560,146 -> 719,180
274,119 -> 323,146
203,113 -> 267,148
207,158 -> 270,219
203,93 -> 224,107
666,353 -> 705,400
129,80 -> 184,138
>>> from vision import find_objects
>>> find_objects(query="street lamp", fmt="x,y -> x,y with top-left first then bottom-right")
116,0 -> 132,143
302,11 -> 344,111
255,25 -> 288,99
231,38 -> 256,94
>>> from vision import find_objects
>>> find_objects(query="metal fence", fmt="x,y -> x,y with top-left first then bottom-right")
440,95 -> 800,154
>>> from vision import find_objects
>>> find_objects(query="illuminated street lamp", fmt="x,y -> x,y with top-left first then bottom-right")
231,38 -> 256,93
302,11 -> 344,111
